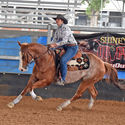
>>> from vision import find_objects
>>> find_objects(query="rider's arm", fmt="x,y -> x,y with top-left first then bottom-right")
56,25 -> 77,46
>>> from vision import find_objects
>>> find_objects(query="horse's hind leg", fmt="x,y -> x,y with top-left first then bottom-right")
88,85 -> 98,109
57,80 -> 89,111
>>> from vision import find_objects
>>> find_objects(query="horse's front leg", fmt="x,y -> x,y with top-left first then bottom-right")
29,89 -> 43,101
7,75 -> 36,108
29,79 -> 51,101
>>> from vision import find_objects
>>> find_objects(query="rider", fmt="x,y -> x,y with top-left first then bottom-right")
49,14 -> 78,85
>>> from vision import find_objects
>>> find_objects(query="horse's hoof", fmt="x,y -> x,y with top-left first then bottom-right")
56,106 -> 62,111
35,96 -> 43,101
7,102 -> 15,108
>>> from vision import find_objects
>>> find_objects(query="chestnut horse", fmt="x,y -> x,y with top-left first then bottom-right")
7,42 -> 125,111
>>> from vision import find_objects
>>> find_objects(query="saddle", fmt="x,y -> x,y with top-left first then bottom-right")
55,48 -> 90,71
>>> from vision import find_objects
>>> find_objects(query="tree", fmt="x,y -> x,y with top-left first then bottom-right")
82,0 -> 109,26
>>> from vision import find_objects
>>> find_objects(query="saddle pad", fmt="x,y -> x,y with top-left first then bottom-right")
67,54 -> 89,71
55,49 -> 89,71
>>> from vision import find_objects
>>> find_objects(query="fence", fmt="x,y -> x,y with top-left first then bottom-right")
0,0 -> 81,26
0,0 -> 125,28
0,0 -> 124,78
0,30 -> 124,79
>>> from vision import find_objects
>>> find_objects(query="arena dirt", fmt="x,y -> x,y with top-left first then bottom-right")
0,96 -> 125,125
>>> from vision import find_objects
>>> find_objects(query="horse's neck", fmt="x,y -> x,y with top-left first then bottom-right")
32,47 -> 55,72
32,46 -> 47,59
32,46 -> 49,64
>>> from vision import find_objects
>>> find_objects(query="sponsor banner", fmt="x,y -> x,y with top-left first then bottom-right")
75,33 -> 125,70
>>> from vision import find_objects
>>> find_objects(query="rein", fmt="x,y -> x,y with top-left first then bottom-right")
27,46 -> 52,64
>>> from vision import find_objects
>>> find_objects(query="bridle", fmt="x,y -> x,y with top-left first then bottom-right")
26,46 -> 52,64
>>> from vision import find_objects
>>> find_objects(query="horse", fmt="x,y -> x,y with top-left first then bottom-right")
7,41 -> 125,111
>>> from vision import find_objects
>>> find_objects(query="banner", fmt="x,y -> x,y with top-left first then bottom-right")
75,33 -> 125,70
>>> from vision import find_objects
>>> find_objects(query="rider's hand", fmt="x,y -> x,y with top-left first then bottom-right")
49,43 -> 58,48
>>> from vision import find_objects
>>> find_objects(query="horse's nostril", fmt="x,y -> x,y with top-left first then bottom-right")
21,69 -> 23,71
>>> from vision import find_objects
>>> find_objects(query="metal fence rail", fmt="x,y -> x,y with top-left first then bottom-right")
0,0 -> 81,25
0,0 -> 125,28
0,23 -> 125,33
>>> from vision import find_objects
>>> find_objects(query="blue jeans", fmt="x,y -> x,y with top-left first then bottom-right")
60,45 -> 78,81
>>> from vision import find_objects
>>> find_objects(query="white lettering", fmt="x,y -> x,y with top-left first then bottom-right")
111,63 -> 125,69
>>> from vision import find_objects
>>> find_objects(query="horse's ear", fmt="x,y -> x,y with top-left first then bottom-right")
17,41 -> 21,46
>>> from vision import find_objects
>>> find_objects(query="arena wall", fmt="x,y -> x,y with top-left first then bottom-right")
0,73 -> 125,101
0,29 -> 124,101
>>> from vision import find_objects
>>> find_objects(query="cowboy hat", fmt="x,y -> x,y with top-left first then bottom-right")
53,14 -> 68,24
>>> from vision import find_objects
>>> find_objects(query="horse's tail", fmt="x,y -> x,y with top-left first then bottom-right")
104,62 -> 125,90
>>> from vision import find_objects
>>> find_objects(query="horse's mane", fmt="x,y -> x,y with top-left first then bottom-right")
28,43 -> 45,48
20,43 -> 47,59
26,43 -> 47,52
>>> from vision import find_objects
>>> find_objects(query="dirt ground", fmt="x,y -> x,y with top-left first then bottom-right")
0,96 -> 125,125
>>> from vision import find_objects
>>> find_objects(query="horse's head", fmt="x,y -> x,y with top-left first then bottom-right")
18,41 -> 34,72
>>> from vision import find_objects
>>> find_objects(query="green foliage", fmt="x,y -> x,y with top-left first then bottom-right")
82,0 -> 109,16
